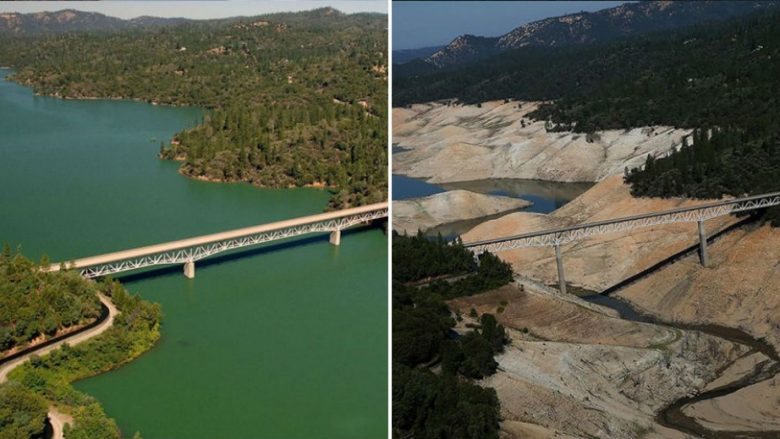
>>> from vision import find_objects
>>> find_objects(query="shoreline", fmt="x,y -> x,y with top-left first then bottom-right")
1,70 -> 200,109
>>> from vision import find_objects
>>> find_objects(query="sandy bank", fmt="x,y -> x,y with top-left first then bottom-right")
393,100 -> 690,184
393,189 -> 531,235
682,374 -> 780,432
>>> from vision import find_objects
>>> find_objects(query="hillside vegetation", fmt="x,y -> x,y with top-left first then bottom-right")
395,11 -> 780,221
0,251 -> 162,439
402,1 -> 776,69
0,8 -> 387,208
0,247 -> 101,353
393,233 -> 513,439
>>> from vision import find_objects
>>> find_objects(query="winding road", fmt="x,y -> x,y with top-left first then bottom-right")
0,294 -> 118,439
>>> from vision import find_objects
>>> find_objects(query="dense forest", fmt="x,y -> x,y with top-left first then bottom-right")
0,247 -> 101,353
395,11 -> 780,218
0,382 -> 47,439
625,128 -> 780,224
0,8 -> 387,208
392,232 -> 513,439
0,252 -> 162,439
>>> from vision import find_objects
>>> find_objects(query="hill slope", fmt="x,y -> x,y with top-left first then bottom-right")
0,8 -> 387,208
412,1 -> 776,70
0,9 -> 190,35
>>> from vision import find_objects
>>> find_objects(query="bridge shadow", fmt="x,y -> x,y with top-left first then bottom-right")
116,223 -> 385,283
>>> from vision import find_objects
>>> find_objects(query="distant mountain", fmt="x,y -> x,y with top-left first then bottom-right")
420,1 -> 778,69
393,46 -> 443,64
0,9 -> 190,35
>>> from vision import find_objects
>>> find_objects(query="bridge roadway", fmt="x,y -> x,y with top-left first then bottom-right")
48,202 -> 388,279
463,192 -> 780,294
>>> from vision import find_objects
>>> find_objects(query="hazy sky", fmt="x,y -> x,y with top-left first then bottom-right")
0,1 -> 387,20
393,1 -> 629,50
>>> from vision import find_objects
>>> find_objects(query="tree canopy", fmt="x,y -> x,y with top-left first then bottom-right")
394,10 -> 780,220
0,8 -> 388,209
0,246 -> 101,353
392,233 -> 512,439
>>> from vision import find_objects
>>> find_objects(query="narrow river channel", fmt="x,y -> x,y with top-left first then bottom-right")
581,262 -> 780,439
0,69 -> 387,438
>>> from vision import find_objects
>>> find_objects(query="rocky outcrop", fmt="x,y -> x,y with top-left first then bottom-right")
393,190 -> 531,235
393,101 -> 691,184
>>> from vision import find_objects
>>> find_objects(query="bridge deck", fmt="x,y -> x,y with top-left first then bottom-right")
464,192 -> 780,249
49,202 -> 387,272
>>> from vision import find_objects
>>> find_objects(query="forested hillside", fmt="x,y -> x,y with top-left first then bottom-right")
0,247 -> 101,353
393,232 -> 513,439
0,9 -> 189,35
0,250 -> 163,439
395,11 -> 780,221
0,8 -> 387,208
398,1 -> 776,70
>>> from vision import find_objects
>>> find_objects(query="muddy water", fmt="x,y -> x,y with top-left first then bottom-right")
392,174 -> 592,238
580,285 -> 780,438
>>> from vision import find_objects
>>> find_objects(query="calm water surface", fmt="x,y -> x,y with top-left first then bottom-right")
0,69 -> 387,438
392,174 -> 592,237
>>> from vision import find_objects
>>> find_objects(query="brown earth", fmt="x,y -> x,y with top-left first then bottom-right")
393,190 -> 531,235
449,282 -> 751,439
615,224 -> 780,433
462,175 -> 739,291
393,101 -> 690,184
457,176 -> 780,435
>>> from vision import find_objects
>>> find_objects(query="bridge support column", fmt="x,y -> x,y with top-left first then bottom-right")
554,243 -> 567,295
698,220 -> 709,267
184,261 -> 195,279
329,229 -> 341,246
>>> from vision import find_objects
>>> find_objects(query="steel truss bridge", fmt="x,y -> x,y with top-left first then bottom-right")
48,202 -> 388,279
464,192 -> 780,294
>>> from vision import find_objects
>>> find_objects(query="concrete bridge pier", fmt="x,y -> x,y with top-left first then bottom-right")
698,220 -> 709,267
184,261 -> 195,279
554,243 -> 567,295
329,229 -> 341,246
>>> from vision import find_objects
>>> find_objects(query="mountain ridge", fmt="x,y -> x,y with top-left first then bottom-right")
0,9 -> 191,34
0,7 -> 360,35
417,1 -> 777,68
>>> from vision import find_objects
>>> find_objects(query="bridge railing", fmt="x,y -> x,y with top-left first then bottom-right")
48,202 -> 388,278
464,192 -> 780,254
462,191 -> 780,295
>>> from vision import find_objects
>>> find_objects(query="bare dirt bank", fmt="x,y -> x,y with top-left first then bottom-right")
462,176 -> 738,291
449,281 -> 750,439
393,189 -> 531,235
613,224 -> 780,434
393,101 -> 690,184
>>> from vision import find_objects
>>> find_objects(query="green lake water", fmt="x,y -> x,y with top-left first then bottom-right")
0,69 -> 388,438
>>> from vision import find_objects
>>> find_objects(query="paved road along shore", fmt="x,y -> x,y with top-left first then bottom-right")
0,294 -> 118,439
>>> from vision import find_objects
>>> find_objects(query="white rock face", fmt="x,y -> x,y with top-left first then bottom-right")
393,100 -> 691,184
393,190 -> 531,235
